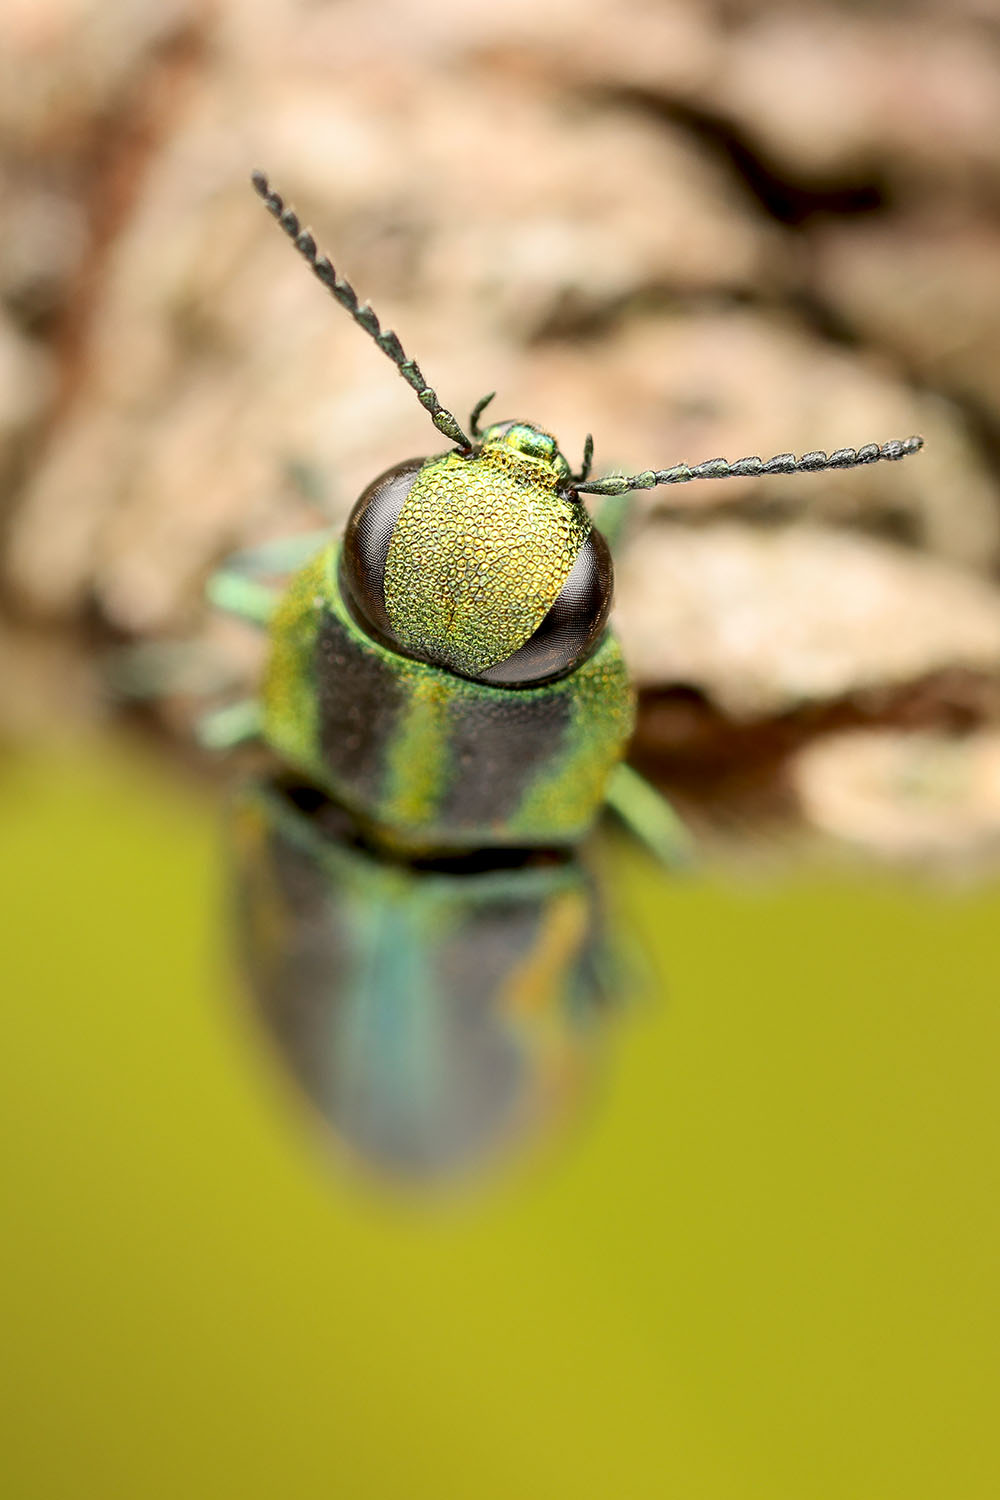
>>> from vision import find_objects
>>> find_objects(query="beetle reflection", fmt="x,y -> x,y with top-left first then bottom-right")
230,777 -> 627,1184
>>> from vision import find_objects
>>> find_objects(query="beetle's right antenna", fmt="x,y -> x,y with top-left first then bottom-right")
251,171 -> 472,452
574,435 -> 924,496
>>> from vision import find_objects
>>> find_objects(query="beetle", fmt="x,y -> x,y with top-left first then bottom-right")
205,170 -> 924,865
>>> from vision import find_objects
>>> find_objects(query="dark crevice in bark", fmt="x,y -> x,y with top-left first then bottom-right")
578,84 -> 1000,510
633,668 -> 1000,826
608,85 -> 891,226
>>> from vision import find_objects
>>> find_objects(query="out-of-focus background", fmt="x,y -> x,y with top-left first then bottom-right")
1,2 -> 999,1496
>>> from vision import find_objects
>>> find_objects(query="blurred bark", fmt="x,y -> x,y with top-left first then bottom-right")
3,0 -> 1000,862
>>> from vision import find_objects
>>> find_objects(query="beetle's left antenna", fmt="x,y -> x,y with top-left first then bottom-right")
251,171 -> 472,452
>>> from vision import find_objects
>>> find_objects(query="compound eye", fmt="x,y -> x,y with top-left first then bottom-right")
478,526 -> 614,686
340,458 -> 426,642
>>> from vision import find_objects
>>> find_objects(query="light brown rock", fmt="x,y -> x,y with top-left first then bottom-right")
793,728 -> 1000,862
615,522 -> 1000,716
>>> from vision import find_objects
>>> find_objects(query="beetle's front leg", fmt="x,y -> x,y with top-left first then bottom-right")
196,698 -> 263,750
218,529 -> 333,579
604,762 -> 693,869
205,570 -> 280,626
206,531 -> 333,626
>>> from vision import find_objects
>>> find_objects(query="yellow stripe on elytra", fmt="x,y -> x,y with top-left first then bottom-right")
510,634 -> 635,840
261,549 -> 327,774
379,673 -> 452,832
502,887 -> 590,1019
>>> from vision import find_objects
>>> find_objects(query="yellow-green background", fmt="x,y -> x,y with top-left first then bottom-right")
1,740 -> 997,1499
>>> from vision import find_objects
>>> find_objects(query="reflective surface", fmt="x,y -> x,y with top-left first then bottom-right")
1,742 -> 999,1499
230,777 -> 624,1182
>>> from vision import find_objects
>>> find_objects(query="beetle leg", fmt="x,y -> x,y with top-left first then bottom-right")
196,699 -> 263,750
219,530 -> 331,578
206,570 -> 280,626
604,762 -> 694,869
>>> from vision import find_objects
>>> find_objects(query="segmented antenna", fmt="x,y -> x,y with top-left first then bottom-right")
573,433 -> 594,485
251,171 -> 472,451
575,435 -> 924,497
469,391 -> 496,438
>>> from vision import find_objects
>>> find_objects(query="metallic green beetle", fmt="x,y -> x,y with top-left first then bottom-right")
206,171 -> 924,862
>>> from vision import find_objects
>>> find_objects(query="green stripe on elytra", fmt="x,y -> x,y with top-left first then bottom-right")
509,637 -> 635,839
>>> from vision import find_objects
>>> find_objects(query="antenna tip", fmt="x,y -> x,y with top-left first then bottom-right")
250,169 -> 269,196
